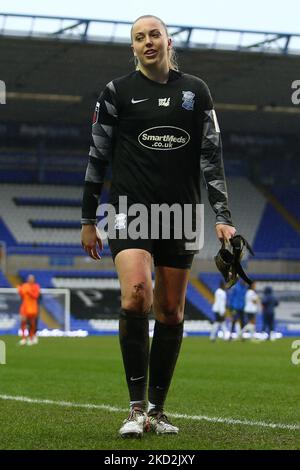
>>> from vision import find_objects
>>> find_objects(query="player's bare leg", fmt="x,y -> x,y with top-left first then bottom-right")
115,249 -> 152,437
147,266 -> 190,434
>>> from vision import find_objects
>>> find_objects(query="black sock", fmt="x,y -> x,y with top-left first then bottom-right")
119,309 -> 149,408
148,320 -> 184,412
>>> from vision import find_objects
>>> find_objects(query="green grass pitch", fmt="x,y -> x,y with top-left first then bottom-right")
0,335 -> 299,450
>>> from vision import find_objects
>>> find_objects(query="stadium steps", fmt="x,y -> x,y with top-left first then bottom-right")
189,277 -> 214,303
257,185 -> 300,235
184,279 -> 213,321
6,274 -> 20,287
270,187 -> 300,222
199,177 -> 266,260
39,305 -> 61,330
0,272 -> 11,287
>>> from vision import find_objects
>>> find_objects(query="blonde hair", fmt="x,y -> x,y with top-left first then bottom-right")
131,15 -> 178,71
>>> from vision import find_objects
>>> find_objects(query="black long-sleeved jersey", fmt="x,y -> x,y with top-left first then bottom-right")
81,69 -> 233,227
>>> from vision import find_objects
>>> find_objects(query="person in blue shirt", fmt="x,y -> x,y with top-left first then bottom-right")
228,280 -> 247,339
261,286 -> 279,340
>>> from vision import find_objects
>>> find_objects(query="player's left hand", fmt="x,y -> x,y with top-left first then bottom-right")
81,225 -> 103,260
215,224 -> 236,243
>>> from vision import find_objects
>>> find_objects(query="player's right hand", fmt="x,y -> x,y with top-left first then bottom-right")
81,225 -> 103,260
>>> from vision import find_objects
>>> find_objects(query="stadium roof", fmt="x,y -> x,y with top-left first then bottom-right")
1,21 -> 300,138
1,12 -> 300,55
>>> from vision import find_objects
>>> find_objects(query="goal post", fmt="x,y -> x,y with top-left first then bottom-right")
0,287 -> 71,333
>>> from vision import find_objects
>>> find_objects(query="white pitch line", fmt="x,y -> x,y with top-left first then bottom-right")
0,394 -> 299,431
169,412 -> 300,431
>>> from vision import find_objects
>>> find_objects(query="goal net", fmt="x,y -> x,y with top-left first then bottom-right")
0,288 -> 70,334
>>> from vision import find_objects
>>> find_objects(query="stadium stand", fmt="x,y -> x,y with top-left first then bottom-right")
1,178 -> 298,260
0,184 -> 110,256
0,272 -> 11,287
271,187 -> 300,222
253,204 -> 300,259
201,176 -> 266,259
0,15 -> 299,337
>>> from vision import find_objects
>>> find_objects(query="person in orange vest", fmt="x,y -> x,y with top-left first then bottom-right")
18,274 -> 40,345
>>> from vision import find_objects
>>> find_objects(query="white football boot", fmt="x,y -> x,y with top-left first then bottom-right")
119,408 -> 149,438
148,411 -> 179,434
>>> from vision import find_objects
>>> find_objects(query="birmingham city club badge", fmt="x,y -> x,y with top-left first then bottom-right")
182,91 -> 195,110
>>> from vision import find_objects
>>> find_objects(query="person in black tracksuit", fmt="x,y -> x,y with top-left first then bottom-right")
81,14 -> 236,437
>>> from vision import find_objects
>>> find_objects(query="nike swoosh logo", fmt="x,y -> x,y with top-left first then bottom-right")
130,376 -> 144,381
131,98 -> 149,104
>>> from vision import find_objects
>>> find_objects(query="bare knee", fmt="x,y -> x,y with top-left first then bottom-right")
154,300 -> 184,325
122,281 -> 152,314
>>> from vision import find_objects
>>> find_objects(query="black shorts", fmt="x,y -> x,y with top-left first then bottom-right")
232,309 -> 244,322
105,209 -> 197,269
246,313 -> 256,322
213,312 -> 225,323
108,237 -> 194,269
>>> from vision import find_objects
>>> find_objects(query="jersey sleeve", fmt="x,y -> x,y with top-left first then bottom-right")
81,81 -> 118,225
198,82 -> 233,226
